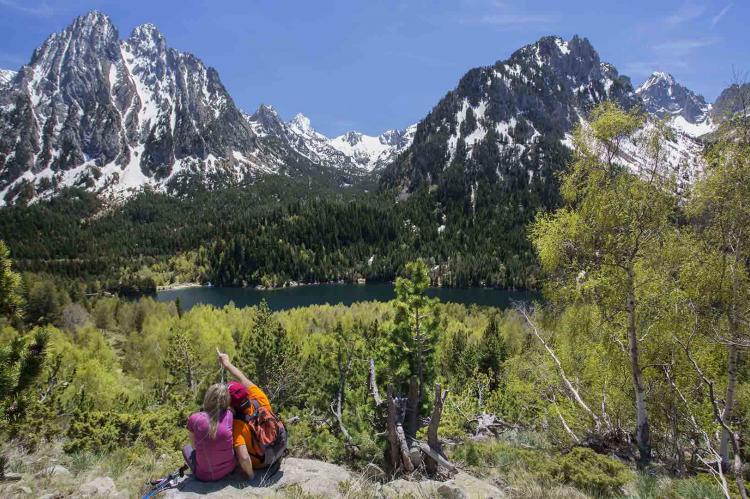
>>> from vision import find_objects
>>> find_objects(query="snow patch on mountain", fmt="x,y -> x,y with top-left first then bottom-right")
0,69 -> 16,85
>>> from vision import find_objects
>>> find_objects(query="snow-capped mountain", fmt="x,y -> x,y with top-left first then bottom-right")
0,13 -> 724,207
0,11 -> 386,205
636,72 -> 709,123
381,36 -> 707,201
382,35 -> 638,194
635,71 -> 714,138
246,105 -> 415,173
0,12 -> 264,204
329,126 -> 416,171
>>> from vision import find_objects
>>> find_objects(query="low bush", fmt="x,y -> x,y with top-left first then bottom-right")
64,407 -> 188,454
546,447 -> 631,496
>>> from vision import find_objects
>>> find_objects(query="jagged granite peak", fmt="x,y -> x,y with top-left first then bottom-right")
287,113 -> 321,138
380,34 -> 638,194
128,23 -> 168,56
248,104 -> 285,136
636,71 -> 709,124
0,10 -> 284,205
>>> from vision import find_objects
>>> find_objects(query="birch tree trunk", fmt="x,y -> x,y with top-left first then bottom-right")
627,277 -> 651,467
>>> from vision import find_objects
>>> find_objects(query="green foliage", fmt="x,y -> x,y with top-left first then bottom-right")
547,447 -> 631,496
388,259 -> 441,423
164,326 -> 200,392
0,328 -> 48,423
0,240 -> 24,322
0,181 -> 545,292
234,300 -> 303,407
64,407 -> 188,454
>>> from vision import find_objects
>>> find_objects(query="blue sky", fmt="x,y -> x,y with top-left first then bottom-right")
0,0 -> 746,136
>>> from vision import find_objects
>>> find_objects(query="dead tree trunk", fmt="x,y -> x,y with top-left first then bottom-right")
369,359 -> 382,407
332,348 -> 354,443
386,386 -> 414,473
425,383 -> 449,475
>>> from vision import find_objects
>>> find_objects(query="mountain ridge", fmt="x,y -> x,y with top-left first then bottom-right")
0,11 -> 734,206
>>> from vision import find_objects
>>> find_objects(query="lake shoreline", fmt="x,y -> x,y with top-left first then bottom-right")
156,282 -> 203,291
156,282 -> 540,312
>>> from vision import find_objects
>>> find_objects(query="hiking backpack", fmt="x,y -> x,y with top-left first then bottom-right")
234,399 -> 287,469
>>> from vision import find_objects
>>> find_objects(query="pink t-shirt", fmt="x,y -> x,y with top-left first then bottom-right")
187,410 -> 235,481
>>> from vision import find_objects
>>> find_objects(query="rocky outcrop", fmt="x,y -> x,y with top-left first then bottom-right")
165,458 -> 352,498
164,457 -> 505,499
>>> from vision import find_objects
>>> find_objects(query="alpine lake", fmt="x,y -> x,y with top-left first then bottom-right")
157,282 -> 539,312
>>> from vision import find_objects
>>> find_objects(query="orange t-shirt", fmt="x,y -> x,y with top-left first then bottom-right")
232,385 -> 273,468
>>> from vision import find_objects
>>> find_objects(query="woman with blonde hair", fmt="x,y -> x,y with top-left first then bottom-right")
182,383 -> 235,481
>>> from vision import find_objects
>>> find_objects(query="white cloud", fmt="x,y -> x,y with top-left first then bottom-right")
460,0 -> 557,28
665,2 -> 705,26
0,0 -> 53,18
710,3 -> 733,28
472,13 -> 556,27
654,37 -> 721,56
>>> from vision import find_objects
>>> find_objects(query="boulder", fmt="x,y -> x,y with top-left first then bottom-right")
381,478 -> 441,498
79,477 -> 117,497
165,458 -> 353,498
439,472 -> 504,498
44,465 -> 71,476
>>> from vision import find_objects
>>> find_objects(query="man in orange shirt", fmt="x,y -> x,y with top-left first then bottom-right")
217,351 -> 274,480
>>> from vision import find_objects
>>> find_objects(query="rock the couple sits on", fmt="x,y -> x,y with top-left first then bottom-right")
181,352 -> 286,483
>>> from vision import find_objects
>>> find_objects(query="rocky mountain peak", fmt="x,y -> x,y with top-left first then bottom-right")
636,71 -> 709,124
341,131 -> 363,146
288,113 -> 316,136
128,23 -> 168,55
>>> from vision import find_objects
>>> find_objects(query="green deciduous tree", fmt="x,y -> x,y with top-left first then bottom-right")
531,102 -> 675,467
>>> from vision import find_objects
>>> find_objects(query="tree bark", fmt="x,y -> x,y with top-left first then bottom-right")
719,341 -> 739,468
396,423 -> 415,473
425,383 -> 448,475
627,280 -> 651,468
405,375 -> 419,440
369,359 -> 382,407
386,386 -> 402,472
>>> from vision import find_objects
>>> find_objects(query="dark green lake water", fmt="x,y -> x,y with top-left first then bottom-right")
157,283 -> 538,312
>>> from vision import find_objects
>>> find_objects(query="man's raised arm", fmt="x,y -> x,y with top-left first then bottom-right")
217,351 -> 255,388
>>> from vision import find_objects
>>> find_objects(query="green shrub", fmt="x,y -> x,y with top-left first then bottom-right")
64,407 -> 188,454
547,447 -> 631,496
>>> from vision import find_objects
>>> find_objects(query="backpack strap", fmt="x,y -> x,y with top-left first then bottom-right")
232,398 -> 262,423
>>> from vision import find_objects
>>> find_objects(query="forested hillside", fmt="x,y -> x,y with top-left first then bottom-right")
0,176 -> 541,292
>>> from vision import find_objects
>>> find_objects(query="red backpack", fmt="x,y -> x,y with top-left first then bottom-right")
234,399 -> 287,469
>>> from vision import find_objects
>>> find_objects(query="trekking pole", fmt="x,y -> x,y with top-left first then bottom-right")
216,347 -> 226,384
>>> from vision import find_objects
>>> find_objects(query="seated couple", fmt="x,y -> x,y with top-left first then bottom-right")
182,352 -> 286,482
